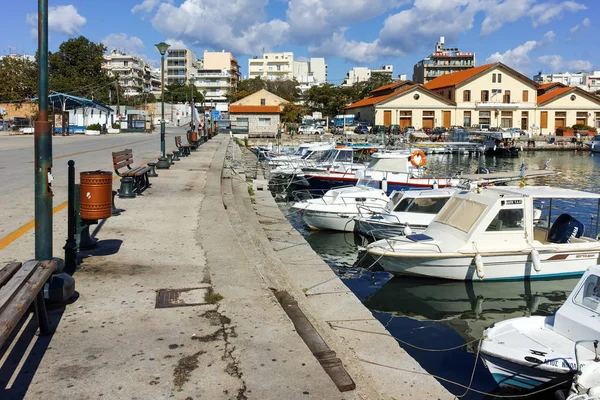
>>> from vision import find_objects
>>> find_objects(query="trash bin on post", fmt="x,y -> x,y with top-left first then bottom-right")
80,171 -> 113,221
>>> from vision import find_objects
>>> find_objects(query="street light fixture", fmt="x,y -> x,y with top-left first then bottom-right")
155,41 -> 170,169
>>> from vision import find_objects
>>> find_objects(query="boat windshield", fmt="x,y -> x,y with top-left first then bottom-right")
334,150 -> 354,163
434,197 -> 487,233
394,196 -> 450,214
572,274 -> 600,315
304,149 -> 332,162
356,178 -> 381,189
295,146 -> 310,156
595,135 -> 600,141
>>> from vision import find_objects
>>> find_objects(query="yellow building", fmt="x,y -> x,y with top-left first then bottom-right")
345,62 -> 600,135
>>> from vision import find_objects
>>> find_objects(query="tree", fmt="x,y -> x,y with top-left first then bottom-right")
228,77 -> 300,102
281,103 -> 309,124
303,83 -> 350,117
165,82 -> 204,104
0,56 -> 38,102
267,79 -> 300,102
354,72 -> 395,100
49,36 -> 115,104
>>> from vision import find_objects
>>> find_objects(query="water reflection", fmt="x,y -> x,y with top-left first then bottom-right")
364,277 -> 577,344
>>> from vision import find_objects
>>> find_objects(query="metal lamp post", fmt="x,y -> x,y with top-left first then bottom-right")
155,42 -> 170,169
202,90 -> 207,137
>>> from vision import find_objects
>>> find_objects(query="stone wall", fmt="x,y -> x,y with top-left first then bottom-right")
0,102 -> 37,119
231,113 -> 280,135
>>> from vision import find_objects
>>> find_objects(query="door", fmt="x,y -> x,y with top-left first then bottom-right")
422,118 -> 434,129
384,110 -> 392,127
541,111 -> 548,129
521,116 -> 528,130
400,117 -> 412,129
555,118 -> 565,128
443,111 -> 451,128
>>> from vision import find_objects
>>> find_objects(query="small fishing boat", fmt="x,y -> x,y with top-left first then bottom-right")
480,265 -> 600,391
354,188 -> 456,241
586,134 -> 600,154
291,178 -> 389,232
366,185 -> 600,280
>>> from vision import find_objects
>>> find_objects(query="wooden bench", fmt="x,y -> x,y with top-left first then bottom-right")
0,260 -> 56,347
112,149 -> 151,194
175,136 -> 191,156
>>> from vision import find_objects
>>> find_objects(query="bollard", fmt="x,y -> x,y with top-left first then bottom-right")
63,160 -> 77,275
147,162 -> 158,177
118,177 -> 136,198
172,150 -> 180,161
111,190 -> 121,216
167,153 -> 174,165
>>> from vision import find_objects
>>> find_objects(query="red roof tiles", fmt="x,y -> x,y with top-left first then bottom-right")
228,105 -> 282,113
423,64 -> 497,90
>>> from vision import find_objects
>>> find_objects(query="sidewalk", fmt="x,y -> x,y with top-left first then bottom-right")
1,134 -> 451,399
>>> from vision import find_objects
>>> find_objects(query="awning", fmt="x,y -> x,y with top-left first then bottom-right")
32,93 -> 112,113
410,131 -> 429,139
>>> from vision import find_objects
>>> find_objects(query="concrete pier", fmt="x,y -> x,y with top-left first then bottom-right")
0,133 -> 452,399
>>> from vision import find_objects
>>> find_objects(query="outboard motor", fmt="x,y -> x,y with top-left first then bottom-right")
549,214 -> 585,243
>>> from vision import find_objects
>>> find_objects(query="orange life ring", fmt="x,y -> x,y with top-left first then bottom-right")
410,150 -> 427,167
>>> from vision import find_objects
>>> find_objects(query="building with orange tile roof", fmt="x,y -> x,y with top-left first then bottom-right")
229,89 -> 288,136
344,62 -> 600,134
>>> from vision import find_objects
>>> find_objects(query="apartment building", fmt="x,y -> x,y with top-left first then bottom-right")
346,62 -> 600,134
165,47 -> 198,85
193,50 -> 240,107
341,65 -> 394,86
103,50 -> 160,97
412,37 -> 475,84
533,71 -> 591,91
247,52 -> 326,87
588,71 -> 600,93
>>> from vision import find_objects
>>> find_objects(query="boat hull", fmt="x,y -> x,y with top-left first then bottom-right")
303,210 -> 359,232
482,353 -> 565,389
368,249 -> 600,280
302,174 -> 454,195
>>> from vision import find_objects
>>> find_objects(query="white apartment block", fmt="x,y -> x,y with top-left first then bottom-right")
588,71 -> 600,93
166,47 -> 198,85
533,71 -> 591,91
0,53 -> 35,62
341,65 -> 394,86
103,50 -> 160,97
248,52 -> 326,87
413,37 -> 475,84
193,50 -> 241,107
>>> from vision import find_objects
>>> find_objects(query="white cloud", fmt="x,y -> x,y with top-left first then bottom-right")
484,31 -> 554,72
309,29 -> 404,63
537,55 -> 593,72
26,5 -> 87,36
150,0 -> 289,55
528,1 -> 586,27
570,17 -> 591,33
102,33 -> 144,55
132,0 -> 161,15
480,0 -> 536,35
165,38 -> 187,49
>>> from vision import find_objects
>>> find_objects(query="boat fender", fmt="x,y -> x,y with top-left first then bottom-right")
403,225 -> 412,236
475,254 -> 485,280
531,249 -> 542,272
382,176 -> 388,193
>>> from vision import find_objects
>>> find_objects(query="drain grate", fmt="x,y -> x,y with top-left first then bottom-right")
155,287 -> 209,308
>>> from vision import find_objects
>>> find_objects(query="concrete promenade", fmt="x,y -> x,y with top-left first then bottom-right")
0,131 -> 451,399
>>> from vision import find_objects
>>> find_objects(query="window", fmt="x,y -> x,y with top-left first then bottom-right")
479,111 -> 491,125
596,112 -> 600,129
498,73 -> 502,83
463,90 -> 471,102
434,198 -> 487,233
492,73 -> 496,83
423,111 -> 434,117
485,209 -> 524,232
501,111 -> 513,128
393,196 -> 450,214
522,90 -> 529,102
463,111 -> 471,127
481,90 -> 489,102
572,274 -> 600,314
258,118 -> 271,126
503,90 -> 511,104
576,112 -> 588,125
260,98 -> 266,105
448,90 -> 452,99
399,111 -> 412,116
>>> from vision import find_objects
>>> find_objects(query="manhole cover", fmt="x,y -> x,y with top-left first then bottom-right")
155,287 -> 209,308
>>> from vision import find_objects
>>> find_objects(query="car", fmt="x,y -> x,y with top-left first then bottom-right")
331,126 -> 344,134
354,122 -> 369,134
298,125 -> 324,135
370,125 -> 386,135
389,125 -> 400,135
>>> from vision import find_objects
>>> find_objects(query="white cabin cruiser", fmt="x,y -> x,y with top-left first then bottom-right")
267,142 -> 328,167
480,265 -> 600,390
291,178 -> 389,232
366,186 -> 600,280
354,188 -> 456,241
269,143 -> 334,177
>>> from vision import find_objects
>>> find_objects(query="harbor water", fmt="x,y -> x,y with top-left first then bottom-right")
277,150 -> 600,399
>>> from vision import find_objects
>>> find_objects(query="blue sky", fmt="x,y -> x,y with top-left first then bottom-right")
1,0 -> 597,83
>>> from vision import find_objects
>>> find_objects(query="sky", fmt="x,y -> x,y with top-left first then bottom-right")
1,0 -> 597,83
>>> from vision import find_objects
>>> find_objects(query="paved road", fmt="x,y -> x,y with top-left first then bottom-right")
0,126 -> 187,239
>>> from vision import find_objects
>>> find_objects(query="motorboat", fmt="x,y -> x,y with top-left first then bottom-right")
302,150 -> 460,195
366,186 -> 600,280
268,142 -> 335,177
585,134 -> 600,153
291,178 -> 389,232
354,188 -> 456,241
266,142 -> 329,167
480,265 -> 600,390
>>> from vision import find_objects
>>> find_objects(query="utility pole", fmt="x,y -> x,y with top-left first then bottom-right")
115,81 -> 120,125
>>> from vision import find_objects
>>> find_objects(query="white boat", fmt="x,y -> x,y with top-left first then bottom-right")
267,142 -> 328,167
354,188 -> 456,241
480,265 -> 600,391
366,186 -> 600,281
269,143 -> 335,177
291,178 -> 389,232
586,134 -> 600,153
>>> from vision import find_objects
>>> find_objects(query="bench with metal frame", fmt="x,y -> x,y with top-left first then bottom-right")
175,136 -> 191,156
112,149 -> 151,195
0,260 -> 57,347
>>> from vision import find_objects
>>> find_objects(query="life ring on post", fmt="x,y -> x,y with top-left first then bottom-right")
410,150 -> 427,167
